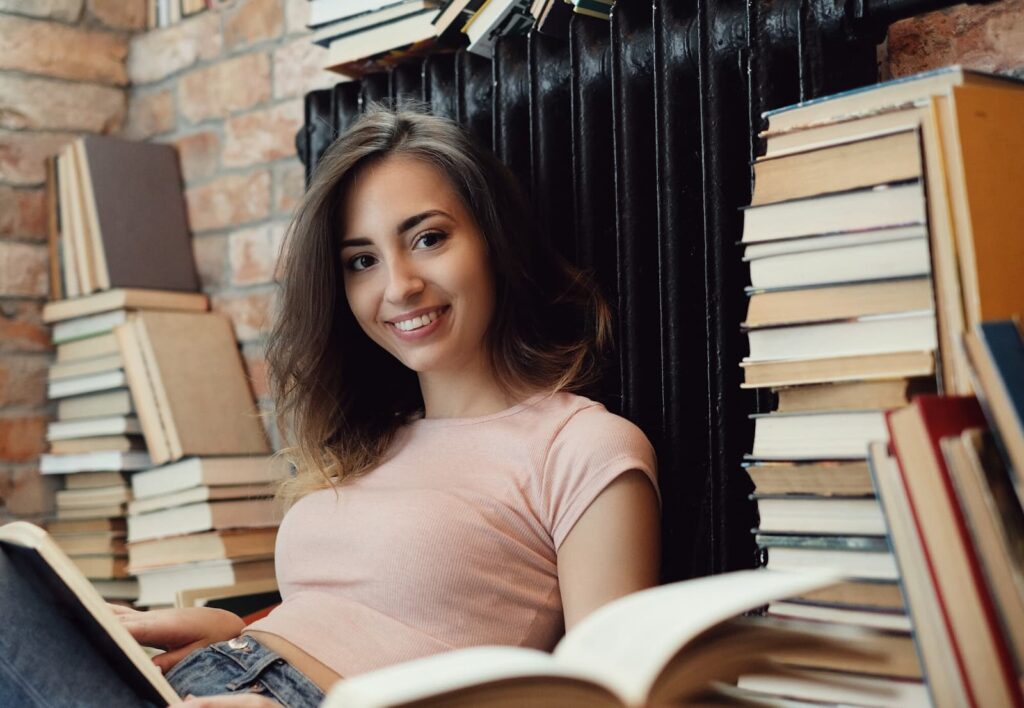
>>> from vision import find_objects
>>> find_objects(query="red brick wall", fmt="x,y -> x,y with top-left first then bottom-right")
0,0 -> 335,518
887,0 -> 1024,77
0,0 -> 137,516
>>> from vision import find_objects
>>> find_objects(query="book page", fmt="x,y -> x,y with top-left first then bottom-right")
552,569 -> 840,707
323,645 -> 620,707
0,522 -> 179,704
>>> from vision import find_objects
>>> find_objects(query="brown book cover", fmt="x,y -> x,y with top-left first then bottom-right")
79,135 -> 199,293
751,129 -> 923,206
115,311 -> 270,466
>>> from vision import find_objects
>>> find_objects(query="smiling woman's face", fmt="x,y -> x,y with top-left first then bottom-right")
339,154 -> 496,377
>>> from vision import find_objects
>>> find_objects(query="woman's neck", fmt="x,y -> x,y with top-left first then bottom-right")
417,361 -> 526,419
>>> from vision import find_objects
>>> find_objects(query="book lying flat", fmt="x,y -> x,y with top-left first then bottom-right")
126,498 -> 280,543
40,450 -> 151,475
321,568 -> 847,707
131,456 -> 280,499
47,412 -> 139,442
43,288 -> 208,324
127,528 -> 278,571
741,350 -> 935,389
0,522 -> 179,704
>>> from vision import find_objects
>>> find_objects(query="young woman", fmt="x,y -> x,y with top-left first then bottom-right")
109,106 -> 660,707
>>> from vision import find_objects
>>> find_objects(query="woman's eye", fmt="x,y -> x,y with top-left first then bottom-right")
348,254 -> 376,271
414,231 -> 446,249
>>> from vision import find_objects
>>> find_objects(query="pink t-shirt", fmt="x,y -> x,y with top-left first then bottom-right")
246,391 -> 658,678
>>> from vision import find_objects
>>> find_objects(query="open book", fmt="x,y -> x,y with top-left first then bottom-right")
0,522 -> 179,705
323,569 -> 847,707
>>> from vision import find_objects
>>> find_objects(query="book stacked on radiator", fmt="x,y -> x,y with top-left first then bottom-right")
313,0 -> 592,76
736,66 -> 1024,706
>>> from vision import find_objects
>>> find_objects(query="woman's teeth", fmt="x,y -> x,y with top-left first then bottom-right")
394,308 -> 444,332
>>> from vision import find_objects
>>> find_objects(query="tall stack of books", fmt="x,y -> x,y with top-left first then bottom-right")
736,67 -> 1024,706
115,310 -> 278,607
40,135 -> 278,605
40,291 -> 208,601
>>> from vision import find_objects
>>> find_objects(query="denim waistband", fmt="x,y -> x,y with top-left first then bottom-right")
165,634 -> 325,708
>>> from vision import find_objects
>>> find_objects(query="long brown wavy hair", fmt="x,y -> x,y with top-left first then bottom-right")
268,105 -> 612,505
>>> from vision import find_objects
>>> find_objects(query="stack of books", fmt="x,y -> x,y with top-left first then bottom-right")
115,309 -> 278,607
736,67 -> 1024,705
41,292 -> 209,602
39,134 -> 279,605
868,321 -> 1024,706
126,457 -> 280,608
315,0 -> 601,76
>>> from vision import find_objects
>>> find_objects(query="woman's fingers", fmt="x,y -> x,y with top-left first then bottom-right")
151,643 -> 201,674
106,602 -> 142,616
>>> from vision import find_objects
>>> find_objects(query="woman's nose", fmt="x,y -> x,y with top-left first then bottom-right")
383,258 -> 425,303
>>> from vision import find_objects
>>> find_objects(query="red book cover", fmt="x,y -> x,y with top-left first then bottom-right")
886,395 -> 1022,708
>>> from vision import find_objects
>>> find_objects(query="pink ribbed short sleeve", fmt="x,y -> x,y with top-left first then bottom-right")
542,404 -> 659,549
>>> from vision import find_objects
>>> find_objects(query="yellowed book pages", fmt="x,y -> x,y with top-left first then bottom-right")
74,138 -> 111,290
66,143 -> 98,294
43,288 -> 209,324
56,152 -> 80,298
751,129 -> 923,206
114,318 -> 172,464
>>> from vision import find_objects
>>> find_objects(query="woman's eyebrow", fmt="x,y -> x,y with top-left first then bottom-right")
340,210 -> 454,249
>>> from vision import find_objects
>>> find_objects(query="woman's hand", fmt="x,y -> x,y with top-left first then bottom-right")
178,694 -> 281,707
108,604 -> 246,674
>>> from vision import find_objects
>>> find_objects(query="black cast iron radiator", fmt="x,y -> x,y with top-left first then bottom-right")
296,0 -> 990,583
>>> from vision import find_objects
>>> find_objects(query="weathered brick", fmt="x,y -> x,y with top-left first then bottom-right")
222,100 -> 302,168
224,0 -> 284,50
272,36 -> 335,100
0,301 -> 49,353
229,224 -> 278,286
192,232 -> 229,290
0,415 -> 47,462
168,130 -> 220,183
0,15 -> 128,86
87,0 -> 146,30
0,0 -> 83,23
0,75 -> 125,134
284,0 -> 309,35
0,242 -> 49,297
0,186 -> 46,241
127,11 -> 222,85
0,130 -> 74,186
889,0 -> 1024,76
186,170 -> 271,232
273,160 -> 304,215
180,52 -> 272,124
212,288 -> 277,342
0,355 -> 47,407
0,465 -> 58,517
122,88 -> 175,140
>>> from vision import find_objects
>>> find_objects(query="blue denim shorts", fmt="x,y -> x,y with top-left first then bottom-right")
165,635 -> 325,707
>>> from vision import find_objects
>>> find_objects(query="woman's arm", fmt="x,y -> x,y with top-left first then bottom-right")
556,469 -> 661,632
109,604 -> 245,673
